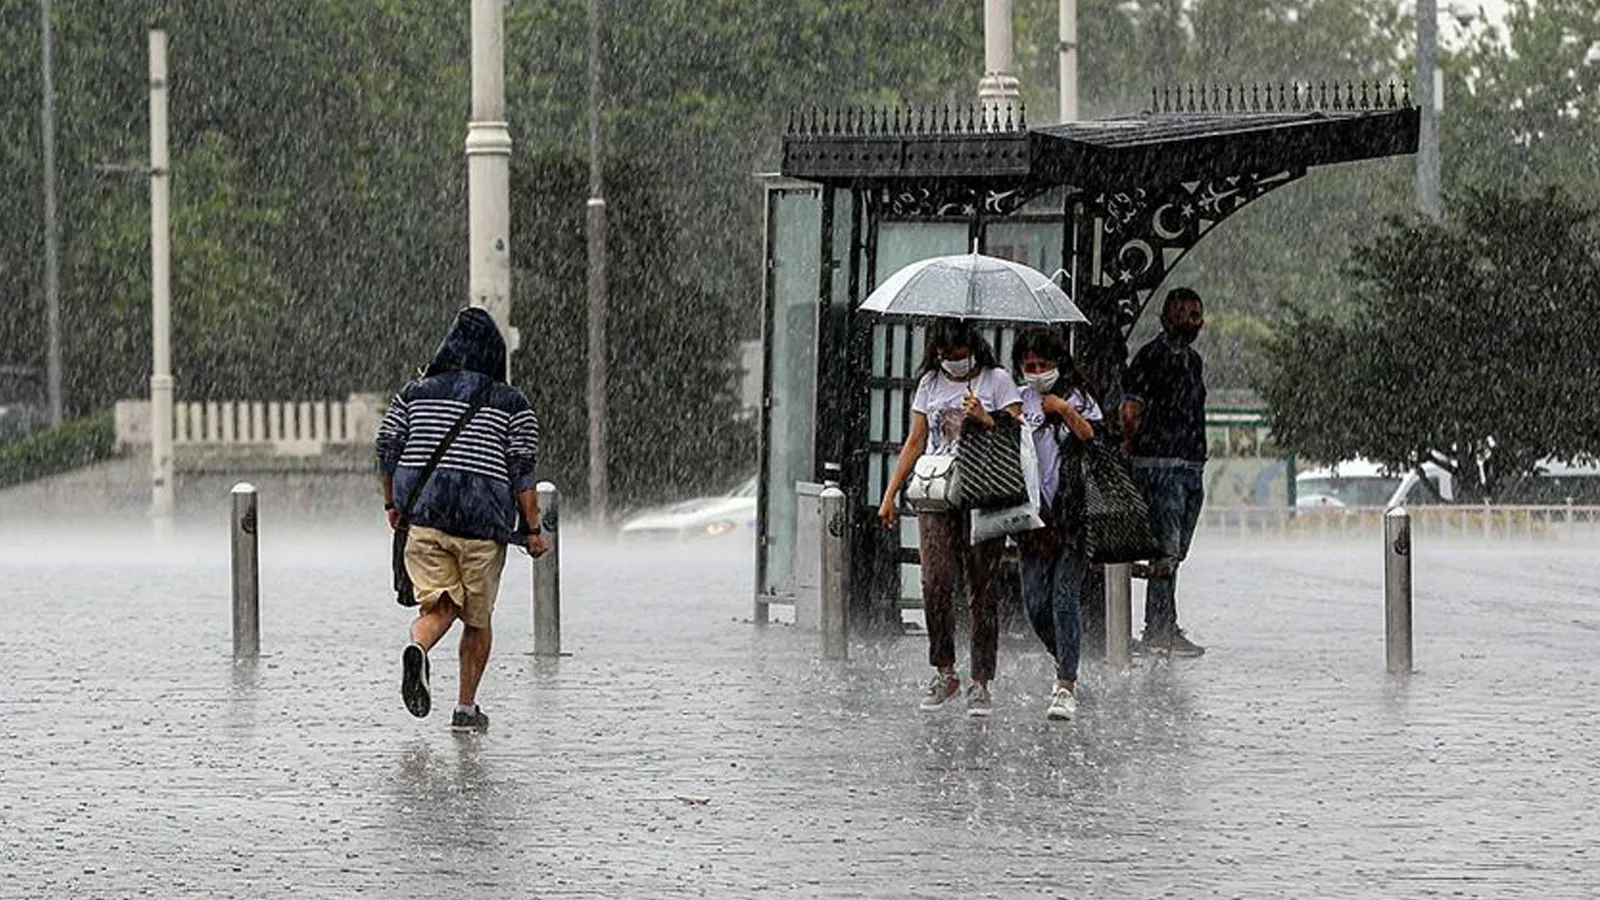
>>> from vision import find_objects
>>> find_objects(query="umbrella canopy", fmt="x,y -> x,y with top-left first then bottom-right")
860,253 -> 1089,324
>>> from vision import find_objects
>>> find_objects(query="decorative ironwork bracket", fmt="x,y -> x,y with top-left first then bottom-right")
1078,169 -> 1306,331
870,181 -> 1052,219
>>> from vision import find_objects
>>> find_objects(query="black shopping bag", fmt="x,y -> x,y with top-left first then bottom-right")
955,414 -> 1029,510
1076,441 -> 1164,564
393,527 -> 418,607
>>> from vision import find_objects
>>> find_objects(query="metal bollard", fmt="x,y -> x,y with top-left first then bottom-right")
819,484 -> 848,660
1105,563 -> 1133,668
230,482 -> 260,659
532,481 -> 562,657
1384,507 -> 1413,675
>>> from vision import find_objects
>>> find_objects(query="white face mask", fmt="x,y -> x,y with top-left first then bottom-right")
940,357 -> 974,379
1023,369 -> 1060,394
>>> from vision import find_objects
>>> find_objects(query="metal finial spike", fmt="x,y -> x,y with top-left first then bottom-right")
1187,84 -> 1196,111
1018,102 -> 1026,129
1318,81 -> 1328,109
1252,83 -> 1260,111
1388,81 -> 1398,108
1403,81 -> 1413,107
1360,81 -> 1370,109
1348,81 -> 1357,109
966,105 -> 977,133
941,105 -> 950,133
1151,87 -> 1159,112
1005,103 -> 1014,131
843,107 -> 854,135
1226,84 -> 1234,112
1214,84 -> 1222,110
890,106 -> 899,133
1161,85 -> 1170,113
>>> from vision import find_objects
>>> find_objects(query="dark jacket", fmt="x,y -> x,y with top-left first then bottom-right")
375,308 -> 540,542
1123,332 -> 1207,464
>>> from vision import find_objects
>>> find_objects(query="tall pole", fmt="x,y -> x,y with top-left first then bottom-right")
40,0 -> 62,428
978,0 -> 1021,123
1417,0 -> 1441,219
1058,0 -> 1078,123
149,27 -> 175,524
586,0 -> 610,525
467,0 -> 516,370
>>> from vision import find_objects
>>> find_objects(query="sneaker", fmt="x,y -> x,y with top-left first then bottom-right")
1047,685 -> 1077,721
965,682 -> 993,718
1167,630 -> 1206,658
401,642 -> 431,718
450,705 -> 490,733
919,673 -> 961,711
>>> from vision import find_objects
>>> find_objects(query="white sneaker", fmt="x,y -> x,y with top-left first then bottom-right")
1046,685 -> 1077,721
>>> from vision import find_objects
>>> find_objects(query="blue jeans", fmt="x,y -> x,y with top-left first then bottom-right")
1017,531 -> 1087,682
1133,464 -> 1204,637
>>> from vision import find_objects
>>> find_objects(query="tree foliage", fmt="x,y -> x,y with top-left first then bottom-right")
1256,187 -> 1600,501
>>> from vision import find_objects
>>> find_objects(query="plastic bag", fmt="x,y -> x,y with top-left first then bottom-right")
970,425 -> 1045,544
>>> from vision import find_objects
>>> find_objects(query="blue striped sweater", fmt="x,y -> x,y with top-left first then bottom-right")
375,308 -> 540,542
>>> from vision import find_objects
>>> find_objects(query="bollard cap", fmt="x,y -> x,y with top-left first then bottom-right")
1384,506 -> 1409,519
819,486 -> 846,500
231,482 -> 257,494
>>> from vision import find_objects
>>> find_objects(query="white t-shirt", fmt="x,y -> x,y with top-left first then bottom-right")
912,367 -> 1023,456
1021,385 -> 1103,509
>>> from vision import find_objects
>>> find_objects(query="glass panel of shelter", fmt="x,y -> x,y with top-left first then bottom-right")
759,186 -> 822,599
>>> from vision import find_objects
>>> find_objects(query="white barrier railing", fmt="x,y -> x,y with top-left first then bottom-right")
1201,505 -> 1600,542
115,394 -> 387,452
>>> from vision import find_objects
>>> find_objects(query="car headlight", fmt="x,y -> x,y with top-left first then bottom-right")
703,520 -> 735,536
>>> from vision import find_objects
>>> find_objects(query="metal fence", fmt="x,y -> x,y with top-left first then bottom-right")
1199,505 -> 1600,542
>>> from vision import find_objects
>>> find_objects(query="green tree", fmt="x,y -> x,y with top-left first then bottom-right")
1255,187 -> 1600,502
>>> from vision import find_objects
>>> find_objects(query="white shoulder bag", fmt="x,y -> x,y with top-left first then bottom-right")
905,454 -> 961,512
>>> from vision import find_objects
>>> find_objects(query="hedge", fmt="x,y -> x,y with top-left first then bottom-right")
0,410 -> 118,490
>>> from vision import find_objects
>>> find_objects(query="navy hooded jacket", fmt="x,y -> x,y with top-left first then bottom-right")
376,308 -> 540,542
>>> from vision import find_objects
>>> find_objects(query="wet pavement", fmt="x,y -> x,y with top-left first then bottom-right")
2,520 -> 1597,899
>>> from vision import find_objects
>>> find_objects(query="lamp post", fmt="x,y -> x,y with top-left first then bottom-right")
978,0 -> 1021,122
40,0 -> 61,428
1058,0 -> 1078,123
467,0 -> 516,367
586,0 -> 609,526
149,27 -> 174,525
1417,0 -> 1441,219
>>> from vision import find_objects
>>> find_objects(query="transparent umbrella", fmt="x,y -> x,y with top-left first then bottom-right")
860,252 -> 1088,323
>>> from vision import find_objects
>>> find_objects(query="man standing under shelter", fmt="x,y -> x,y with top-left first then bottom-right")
1121,287 -> 1208,658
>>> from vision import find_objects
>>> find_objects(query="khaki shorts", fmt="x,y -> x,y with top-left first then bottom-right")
404,525 -> 507,629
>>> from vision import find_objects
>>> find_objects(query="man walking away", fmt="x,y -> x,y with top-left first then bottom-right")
377,307 -> 547,732
1121,287 -> 1207,658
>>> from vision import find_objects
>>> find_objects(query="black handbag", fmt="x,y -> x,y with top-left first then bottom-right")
392,383 -> 493,606
954,413 -> 1028,511
1073,440 -> 1164,564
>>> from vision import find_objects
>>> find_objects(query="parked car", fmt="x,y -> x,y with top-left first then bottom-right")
1299,456 -> 1600,509
0,365 -> 48,446
618,476 -> 758,539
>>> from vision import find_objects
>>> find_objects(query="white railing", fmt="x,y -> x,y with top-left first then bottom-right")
1201,505 -> 1600,542
115,394 -> 387,453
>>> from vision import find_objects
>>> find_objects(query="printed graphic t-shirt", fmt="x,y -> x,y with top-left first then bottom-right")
912,367 -> 1023,457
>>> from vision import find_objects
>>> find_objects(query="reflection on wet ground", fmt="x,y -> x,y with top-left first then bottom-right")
2,525 -> 1597,898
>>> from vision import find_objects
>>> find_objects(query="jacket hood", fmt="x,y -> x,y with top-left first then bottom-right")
424,307 -> 506,381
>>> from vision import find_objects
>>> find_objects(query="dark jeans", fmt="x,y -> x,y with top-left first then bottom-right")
917,511 -> 1003,682
1133,464 -> 1204,637
1017,529 -> 1086,682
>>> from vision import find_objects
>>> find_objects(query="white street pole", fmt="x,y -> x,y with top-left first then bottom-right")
149,27 -> 175,525
586,0 -> 609,526
978,0 -> 1021,124
467,0 -> 516,371
40,0 -> 62,428
1058,0 -> 1078,123
1417,0 -> 1441,219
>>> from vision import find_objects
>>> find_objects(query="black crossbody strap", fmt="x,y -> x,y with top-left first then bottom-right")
398,380 -> 493,525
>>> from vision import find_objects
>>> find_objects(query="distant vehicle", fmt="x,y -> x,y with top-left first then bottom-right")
1295,458 -> 1421,510
618,476 -> 758,539
1299,457 -> 1600,509
0,365 -> 48,446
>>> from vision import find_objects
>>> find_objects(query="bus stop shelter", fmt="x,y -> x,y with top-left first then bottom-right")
755,83 -> 1419,633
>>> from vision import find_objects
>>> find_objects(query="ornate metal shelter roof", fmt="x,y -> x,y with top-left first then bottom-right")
782,82 -> 1419,190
